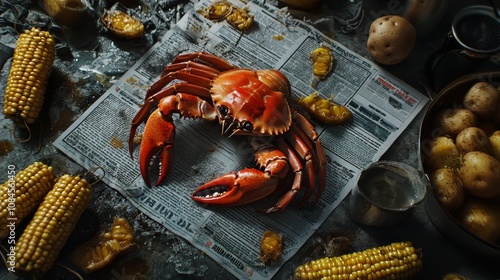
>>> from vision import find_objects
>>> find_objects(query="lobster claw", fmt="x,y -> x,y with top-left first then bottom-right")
137,109 -> 175,187
191,168 -> 278,206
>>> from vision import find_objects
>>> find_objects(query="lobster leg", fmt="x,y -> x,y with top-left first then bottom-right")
263,139 -> 304,213
191,139 -> 290,210
283,129 -> 316,207
146,69 -> 216,100
172,52 -> 235,71
132,93 -> 217,186
292,110 -> 327,203
144,52 -> 235,99
161,61 -> 221,77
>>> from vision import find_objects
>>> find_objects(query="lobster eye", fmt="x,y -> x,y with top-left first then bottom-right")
219,105 -> 229,117
241,120 -> 253,131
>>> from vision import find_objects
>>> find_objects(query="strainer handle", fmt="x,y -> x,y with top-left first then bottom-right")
423,31 -> 464,94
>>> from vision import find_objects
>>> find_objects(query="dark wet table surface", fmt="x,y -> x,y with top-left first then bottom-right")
1,0 -> 499,279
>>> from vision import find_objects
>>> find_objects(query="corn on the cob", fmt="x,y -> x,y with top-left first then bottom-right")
15,174 -> 93,276
294,241 -> 422,280
0,162 -> 55,239
3,27 -> 56,124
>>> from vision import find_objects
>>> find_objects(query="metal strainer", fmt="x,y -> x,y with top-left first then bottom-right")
452,5 -> 500,55
425,5 -> 500,93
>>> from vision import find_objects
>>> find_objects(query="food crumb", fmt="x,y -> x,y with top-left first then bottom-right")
133,134 -> 143,144
273,34 -> 284,40
110,137 -> 124,149
0,140 -> 14,156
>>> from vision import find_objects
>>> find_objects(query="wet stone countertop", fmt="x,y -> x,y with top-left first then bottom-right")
1,0 -> 499,279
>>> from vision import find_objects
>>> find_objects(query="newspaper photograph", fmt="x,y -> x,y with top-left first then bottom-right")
53,0 -> 429,279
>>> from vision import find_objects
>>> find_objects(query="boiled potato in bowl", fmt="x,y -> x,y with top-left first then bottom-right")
455,127 -> 492,155
421,73 -> 500,251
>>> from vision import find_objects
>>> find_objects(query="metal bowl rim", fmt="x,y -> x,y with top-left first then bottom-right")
418,71 -> 500,252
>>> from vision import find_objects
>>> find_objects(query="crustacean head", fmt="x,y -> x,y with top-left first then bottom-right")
211,69 -> 292,137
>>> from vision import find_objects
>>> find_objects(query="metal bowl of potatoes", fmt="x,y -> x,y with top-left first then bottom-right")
419,71 -> 500,260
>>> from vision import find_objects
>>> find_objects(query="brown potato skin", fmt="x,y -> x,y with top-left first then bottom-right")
490,131 -> 500,161
457,151 -> 500,199
367,15 -> 416,65
455,198 -> 500,245
430,168 -> 464,212
455,127 -> 492,155
434,108 -> 478,137
424,136 -> 461,170
463,82 -> 500,120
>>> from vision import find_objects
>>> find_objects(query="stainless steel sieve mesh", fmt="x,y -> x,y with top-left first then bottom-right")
452,5 -> 500,54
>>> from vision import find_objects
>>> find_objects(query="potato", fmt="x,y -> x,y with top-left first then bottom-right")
455,198 -> 500,245
367,15 -> 416,65
490,131 -> 500,161
433,108 -> 477,137
457,151 -> 500,198
455,127 -> 491,155
463,82 -> 500,120
429,168 -> 464,212
442,273 -> 469,280
424,136 -> 460,170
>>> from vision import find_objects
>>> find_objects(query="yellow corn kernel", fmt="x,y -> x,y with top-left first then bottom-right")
3,28 -> 55,124
70,217 -> 135,273
225,7 -> 254,31
310,45 -> 333,79
200,1 -> 254,31
0,162 -> 55,239
294,242 -> 423,280
15,174 -> 93,276
260,230 -> 284,265
202,0 -> 233,21
297,92 -> 352,125
101,9 -> 144,39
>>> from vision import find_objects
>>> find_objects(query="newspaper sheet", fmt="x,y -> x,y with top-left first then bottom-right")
53,1 -> 429,279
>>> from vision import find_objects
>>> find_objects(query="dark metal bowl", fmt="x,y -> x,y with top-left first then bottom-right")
419,71 -> 500,260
